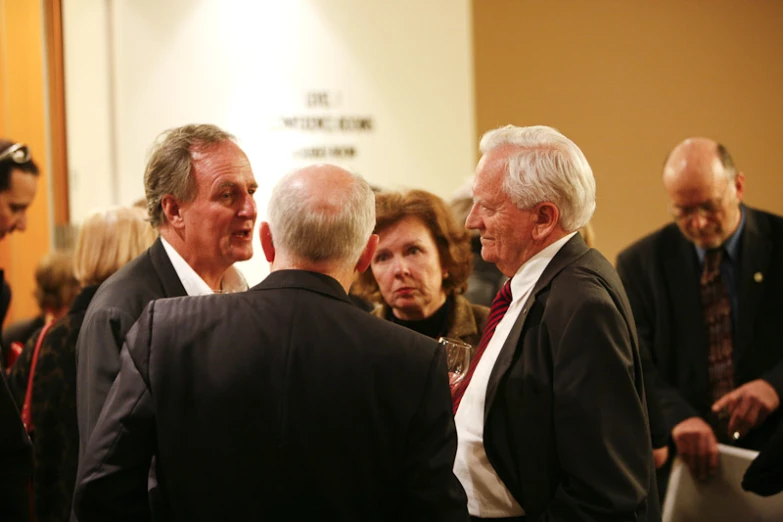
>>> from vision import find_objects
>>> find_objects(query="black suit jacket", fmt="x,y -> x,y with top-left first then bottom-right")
616,206 -> 783,449
76,238 -> 186,453
483,235 -> 660,521
73,270 -> 469,522
0,271 -> 33,522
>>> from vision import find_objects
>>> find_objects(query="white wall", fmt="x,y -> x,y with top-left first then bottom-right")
64,0 -> 475,285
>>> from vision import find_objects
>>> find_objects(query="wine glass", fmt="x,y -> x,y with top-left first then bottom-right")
438,337 -> 472,388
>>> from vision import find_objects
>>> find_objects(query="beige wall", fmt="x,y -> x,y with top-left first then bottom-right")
63,0 -> 475,285
473,1 -> 783,263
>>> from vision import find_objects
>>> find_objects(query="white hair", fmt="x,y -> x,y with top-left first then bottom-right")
268,167 -> 376,264
479,125 -> 596,231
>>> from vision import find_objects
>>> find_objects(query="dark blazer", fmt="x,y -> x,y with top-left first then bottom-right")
76,238 -> 185,451
616,206 -> 783,449
483,234 -> 660,521
8,285 -> 99,522
0,271 -> 33,522
73,270 -> 469,522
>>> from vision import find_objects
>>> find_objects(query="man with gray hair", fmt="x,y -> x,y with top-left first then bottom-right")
451,125 -> 659,521
76,124 -> 256,449
74,124 -> 256,519
73,164 -> 469,522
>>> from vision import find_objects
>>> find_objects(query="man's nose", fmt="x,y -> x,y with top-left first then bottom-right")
239,193 -> 257,219
691,213 -> 708,229
465,204 -> 480,230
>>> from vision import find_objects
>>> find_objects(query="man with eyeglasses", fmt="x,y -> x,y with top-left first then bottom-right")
617,137 -> 783,486
0,139 -> 39,521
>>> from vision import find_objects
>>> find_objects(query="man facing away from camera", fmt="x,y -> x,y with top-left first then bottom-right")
73,164 -> 469,522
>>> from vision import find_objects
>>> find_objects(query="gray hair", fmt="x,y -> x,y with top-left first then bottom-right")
268,167 -> 376,265
479,125 -> 596,232
144,124 -> 236,228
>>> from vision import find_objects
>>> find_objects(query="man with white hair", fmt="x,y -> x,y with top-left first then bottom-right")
452,125 -> 659,521
73,164 -> 469,522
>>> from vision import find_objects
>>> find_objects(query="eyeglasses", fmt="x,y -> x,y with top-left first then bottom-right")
669,183 -> 733,220
0,143 -> 31,165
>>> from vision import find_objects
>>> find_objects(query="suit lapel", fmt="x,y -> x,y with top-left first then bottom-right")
148,238 -> 188,298
484,234 -> 589,421
735,208 -> 772,373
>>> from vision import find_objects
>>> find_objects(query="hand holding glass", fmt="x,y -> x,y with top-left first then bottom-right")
438,337 -> 472,388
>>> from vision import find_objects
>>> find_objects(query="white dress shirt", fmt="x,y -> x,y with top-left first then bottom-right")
160,237 -> 248,296
453,232 -> 577,517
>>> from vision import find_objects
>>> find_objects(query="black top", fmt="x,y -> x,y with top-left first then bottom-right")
387,298 -> 451,340
0,270 -> 33,522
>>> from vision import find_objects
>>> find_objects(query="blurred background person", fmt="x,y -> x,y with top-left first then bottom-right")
3,251 -> 79,368
7,206 -> 156,522
1,138 -> 40,522
617,138 -> 783,488
358,189 -> 488,350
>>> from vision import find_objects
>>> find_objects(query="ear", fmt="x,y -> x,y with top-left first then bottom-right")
260,222 -> 276,262
734,172 -> 745,202
355,234 -> 379,273
531,202 -> 559,241
160,195 -> 185,229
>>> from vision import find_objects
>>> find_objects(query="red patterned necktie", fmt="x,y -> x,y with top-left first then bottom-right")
701,248 -> 735,405
452,280 -> 513,413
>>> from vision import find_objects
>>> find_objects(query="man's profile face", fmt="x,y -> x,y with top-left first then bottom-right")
466,148 -> 534,278
664,155 -> 743,250
0,168 -> 38,240
178,141 -> 258,273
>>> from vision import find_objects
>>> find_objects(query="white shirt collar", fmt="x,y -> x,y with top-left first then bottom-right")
508,231 -> 578,303
160,236 -> 248,296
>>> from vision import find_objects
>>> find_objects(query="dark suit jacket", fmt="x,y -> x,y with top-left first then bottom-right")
76,238 -> 186,453
0,271 -> 33,522
616,206 -> 783,449
73,270 -> 469,522
483,235 -> 660,521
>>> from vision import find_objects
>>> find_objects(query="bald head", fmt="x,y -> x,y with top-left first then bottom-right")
664,137 -> 736,190
265,164 -> 376,267
663,137 -> 744,249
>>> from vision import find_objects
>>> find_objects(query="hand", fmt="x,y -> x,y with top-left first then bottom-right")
712,379 -> 780,440
672,416 -> 718,480
652,446 -> 669,469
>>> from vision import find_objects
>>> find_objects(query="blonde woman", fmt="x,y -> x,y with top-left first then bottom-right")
8,206 -> 156,522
